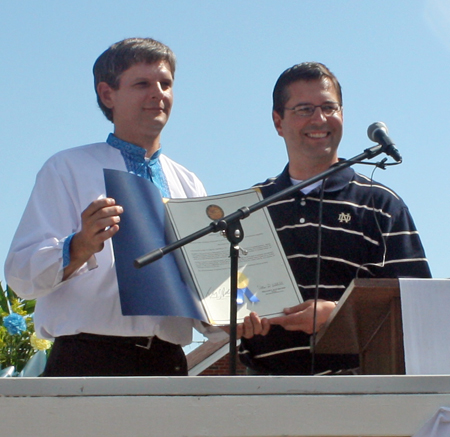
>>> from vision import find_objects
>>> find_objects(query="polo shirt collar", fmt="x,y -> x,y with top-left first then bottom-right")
277,160 -> 355,193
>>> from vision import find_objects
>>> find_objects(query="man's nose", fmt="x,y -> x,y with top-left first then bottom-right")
309,106 -> 327,122
150,82 -> 164,99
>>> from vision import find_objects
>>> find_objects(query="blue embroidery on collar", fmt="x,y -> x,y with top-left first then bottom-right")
106,133 -> 170,197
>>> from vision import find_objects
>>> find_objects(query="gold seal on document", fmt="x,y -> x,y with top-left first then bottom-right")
206,204 -> 224,220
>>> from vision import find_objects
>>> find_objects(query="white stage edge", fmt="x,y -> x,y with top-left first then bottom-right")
1,375 -> 450,436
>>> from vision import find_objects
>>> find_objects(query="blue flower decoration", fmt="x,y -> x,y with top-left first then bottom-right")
3,313 -> 27,335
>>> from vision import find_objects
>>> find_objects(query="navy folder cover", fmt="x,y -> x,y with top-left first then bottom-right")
104,169 -> 208,322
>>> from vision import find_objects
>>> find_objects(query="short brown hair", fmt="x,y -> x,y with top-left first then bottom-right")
273,62 -> 342,118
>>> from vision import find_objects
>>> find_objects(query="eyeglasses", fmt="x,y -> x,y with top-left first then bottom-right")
284,102 -> 341,117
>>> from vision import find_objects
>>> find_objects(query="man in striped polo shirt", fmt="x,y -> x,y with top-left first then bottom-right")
238,62 -> 431,375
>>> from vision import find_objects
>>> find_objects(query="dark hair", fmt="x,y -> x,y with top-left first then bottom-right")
93,38 -> 176,122
272,62 -> 342,118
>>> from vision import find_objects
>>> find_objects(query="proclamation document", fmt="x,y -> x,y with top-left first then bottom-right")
165,189 -> 303,325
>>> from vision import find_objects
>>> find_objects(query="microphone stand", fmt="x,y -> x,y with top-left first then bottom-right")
134,142 -> 396,374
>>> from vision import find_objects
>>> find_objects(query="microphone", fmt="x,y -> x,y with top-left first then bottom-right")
367,122 -> 402,163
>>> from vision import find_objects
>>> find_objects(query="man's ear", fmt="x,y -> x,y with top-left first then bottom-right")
97,82 -> 115,109
272,110 -> 283,137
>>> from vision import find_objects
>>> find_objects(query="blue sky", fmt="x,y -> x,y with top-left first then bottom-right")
1,0 -> 449,296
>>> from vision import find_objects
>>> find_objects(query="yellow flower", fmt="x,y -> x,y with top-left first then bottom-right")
30,333 -> 52,351
10,298 -> 27,316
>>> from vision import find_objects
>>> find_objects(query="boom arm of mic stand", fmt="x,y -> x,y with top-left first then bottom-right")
135,144 -> 385,268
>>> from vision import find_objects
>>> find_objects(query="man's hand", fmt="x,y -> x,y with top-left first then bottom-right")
236,312 -> 271,339
269,299 -> 336,334
63,198 -> 123,280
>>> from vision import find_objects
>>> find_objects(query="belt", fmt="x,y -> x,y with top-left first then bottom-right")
67,333 -> 156,350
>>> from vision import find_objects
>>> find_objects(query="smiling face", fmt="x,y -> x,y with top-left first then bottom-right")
97,61 -> 174,155
273,78 -> 343,179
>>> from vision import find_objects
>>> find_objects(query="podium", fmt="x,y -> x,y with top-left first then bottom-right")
314,278 -> 405,374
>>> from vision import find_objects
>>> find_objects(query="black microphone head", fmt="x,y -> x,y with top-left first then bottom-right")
367,121 -> 402,162
367,122 -> 388,142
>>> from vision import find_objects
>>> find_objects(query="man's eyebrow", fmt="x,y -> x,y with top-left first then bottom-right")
131,75 -> 173,83
291,99 -> 338,107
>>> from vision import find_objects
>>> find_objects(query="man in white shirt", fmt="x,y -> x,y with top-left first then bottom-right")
5,37 -> 225,376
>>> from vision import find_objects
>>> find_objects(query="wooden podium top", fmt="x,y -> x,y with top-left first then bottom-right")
314,278 -> 400,355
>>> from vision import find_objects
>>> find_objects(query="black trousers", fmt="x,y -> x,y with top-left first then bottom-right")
43,333 -> 188,377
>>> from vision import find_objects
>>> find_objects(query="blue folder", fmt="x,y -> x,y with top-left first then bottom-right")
104,169 -> 208,322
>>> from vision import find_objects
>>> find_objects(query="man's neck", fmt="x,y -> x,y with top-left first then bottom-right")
288,156 -> 338,181
143,142 -> 161,158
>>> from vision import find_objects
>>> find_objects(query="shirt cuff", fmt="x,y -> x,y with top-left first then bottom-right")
62,233 -> 98,272
62,233 -> 75,268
